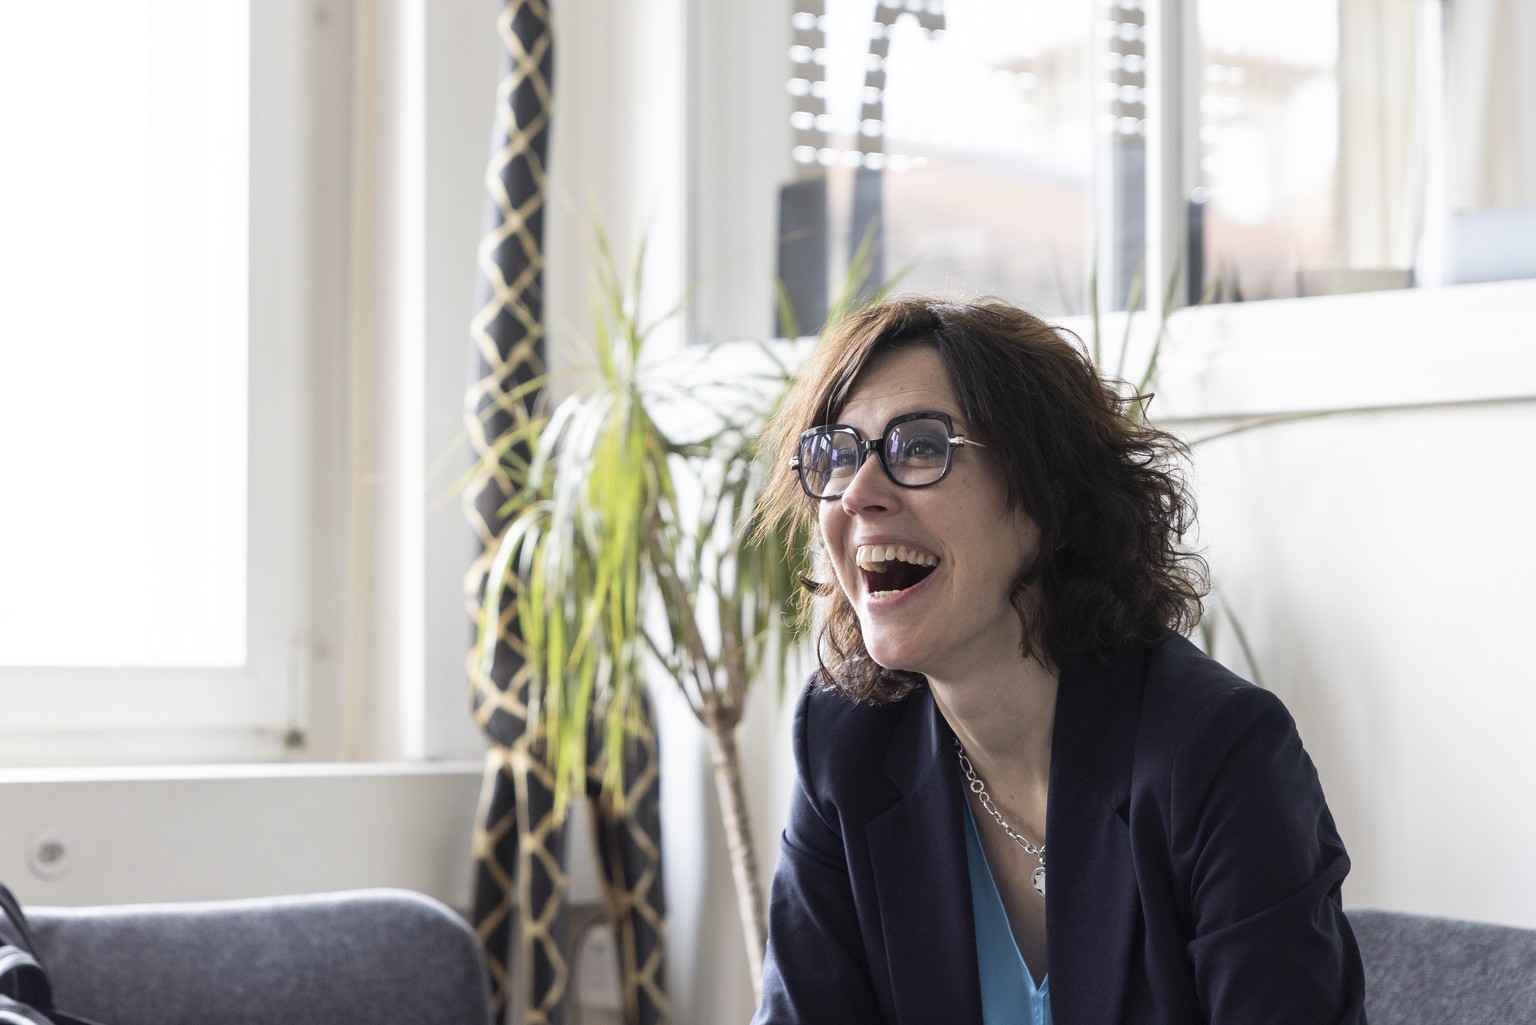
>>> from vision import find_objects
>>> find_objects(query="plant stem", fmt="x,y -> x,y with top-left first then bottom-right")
703,697 -> 766,1001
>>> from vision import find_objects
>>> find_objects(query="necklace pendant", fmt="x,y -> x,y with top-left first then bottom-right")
1031,865 -> 1046,897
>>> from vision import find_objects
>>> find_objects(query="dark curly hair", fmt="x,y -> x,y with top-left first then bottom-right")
756,295 -> 1209,703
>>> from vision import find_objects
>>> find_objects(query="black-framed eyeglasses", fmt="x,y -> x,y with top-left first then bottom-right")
789,410 -> 987,500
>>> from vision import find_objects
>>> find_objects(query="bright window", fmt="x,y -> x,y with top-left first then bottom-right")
1193,0 -> 1343,300
0,2 -> 312,759
0,2 -> 249,668
743,0 -> 1448,334
1191,0 -> 1437,300
779,0 -> 1097,321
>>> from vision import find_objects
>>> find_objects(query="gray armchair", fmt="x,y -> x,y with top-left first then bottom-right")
1350,908 -> 1536,1025
28,888 -> 493,1025
23,893 -> 1536,1025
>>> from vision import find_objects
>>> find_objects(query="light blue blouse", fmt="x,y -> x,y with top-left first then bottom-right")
964,796 -> 1054,1025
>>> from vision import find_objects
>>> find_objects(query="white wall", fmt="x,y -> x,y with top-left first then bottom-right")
1149,280 -> 1536,930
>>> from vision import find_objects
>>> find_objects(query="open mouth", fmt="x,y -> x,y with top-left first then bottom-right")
856,544 -> 938,597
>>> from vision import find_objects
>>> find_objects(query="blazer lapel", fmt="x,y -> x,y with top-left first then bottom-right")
1046,645 -> 1148,1025
864,691 -> 985,1025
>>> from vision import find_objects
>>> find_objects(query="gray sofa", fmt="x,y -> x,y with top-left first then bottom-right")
1349,909 -> 1536,1025
21,894 -> 1536,1025
28,888 -> 493,1025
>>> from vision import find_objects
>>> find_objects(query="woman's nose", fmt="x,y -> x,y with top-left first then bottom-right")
838,452 -> 898,515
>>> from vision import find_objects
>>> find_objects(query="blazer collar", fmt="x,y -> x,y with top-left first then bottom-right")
866,690 -> 984,1025
1052,643 -> 1147,816
862,644 -> 1152,1025
1046,643 -> 1149,1025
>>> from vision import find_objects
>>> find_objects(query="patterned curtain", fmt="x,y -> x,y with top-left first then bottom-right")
463,4 -> 667,1024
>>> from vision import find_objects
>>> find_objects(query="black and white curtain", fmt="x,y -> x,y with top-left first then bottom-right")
463,4 -> 668,1024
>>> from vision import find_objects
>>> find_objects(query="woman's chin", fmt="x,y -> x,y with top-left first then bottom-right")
861,637 -> 925,676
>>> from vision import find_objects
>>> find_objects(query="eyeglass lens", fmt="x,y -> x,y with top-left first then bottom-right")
798,417 -> 953,497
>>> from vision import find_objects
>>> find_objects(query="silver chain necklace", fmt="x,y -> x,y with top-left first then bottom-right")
955,738 -> 1047,896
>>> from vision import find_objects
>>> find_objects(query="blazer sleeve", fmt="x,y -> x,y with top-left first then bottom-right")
1172,684 -> 1366,1025
752,687 -> 886,1025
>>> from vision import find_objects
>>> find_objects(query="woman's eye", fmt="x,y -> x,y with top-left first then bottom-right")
895,433 -> 945,465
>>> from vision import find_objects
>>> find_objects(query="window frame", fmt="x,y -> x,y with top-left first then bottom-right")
0,2 -> 326,763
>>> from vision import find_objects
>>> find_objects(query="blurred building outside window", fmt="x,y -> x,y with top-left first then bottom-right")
770,0 -> 1532,326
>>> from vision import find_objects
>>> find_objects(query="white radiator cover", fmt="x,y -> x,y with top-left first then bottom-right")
0,762 -> 483,908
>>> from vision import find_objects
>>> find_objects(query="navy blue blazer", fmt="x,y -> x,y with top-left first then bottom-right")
753,632 -> 1366,1025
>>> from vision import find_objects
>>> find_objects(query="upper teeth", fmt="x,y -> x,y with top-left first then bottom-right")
856,544 -> 937,571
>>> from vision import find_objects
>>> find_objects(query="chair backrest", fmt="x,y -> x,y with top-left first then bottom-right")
1349,908 -> 1536,1025
28,888 -> 494,1025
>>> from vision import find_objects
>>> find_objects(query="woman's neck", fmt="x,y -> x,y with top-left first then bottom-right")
927,650 -> 1059,793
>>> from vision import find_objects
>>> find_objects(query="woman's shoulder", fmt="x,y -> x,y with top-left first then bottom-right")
1133,631 -> 1314,801
791,676 -> 933,807
793,676 -> 921,758
1139,631 -> 1294,734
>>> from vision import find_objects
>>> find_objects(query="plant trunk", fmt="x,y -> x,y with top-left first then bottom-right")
703,702 -> 767,1002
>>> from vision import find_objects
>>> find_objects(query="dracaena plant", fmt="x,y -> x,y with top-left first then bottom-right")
475,224 -> 888,998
